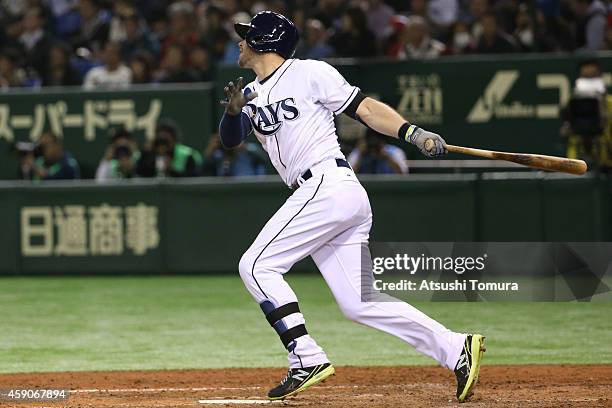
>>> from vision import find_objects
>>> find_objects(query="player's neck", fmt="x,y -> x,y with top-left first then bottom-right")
252,54 -> 286,82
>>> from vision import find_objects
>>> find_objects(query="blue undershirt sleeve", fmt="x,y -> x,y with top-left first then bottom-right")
219,111 -> 252,148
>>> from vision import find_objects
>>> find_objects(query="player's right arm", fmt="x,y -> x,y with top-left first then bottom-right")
218,77 -> 257,148
307,60 -> 446,157
353,97 -> 447,157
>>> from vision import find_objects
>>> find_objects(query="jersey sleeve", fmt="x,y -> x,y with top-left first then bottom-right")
309,61 -> 360,115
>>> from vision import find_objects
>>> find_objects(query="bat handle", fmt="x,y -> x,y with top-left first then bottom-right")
424,139 -> 435,152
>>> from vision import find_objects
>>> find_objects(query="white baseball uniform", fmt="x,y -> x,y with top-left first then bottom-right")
237,58 -> 466,370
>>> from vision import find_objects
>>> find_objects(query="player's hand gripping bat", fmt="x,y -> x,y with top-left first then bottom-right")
424,139 -> 587,175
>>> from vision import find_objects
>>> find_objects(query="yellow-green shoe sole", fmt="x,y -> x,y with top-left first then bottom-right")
268,365 -> 335,401
458,334 -> 486,403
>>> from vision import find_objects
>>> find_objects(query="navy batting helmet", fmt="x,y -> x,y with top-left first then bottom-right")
234,11 -> 299,59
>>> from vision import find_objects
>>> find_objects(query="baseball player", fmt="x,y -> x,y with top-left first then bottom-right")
219,11 -> 485,403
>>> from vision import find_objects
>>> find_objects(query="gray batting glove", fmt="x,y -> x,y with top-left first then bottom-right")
406,126 -> 447,157
220,76 -> 258,115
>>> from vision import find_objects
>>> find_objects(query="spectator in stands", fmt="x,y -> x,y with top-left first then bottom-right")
1,0 -> 27,18
1,14 -> 24,53
148,8 -> 169,46
42,42 -> 82,86
310,0 -> 344,29
189,45 -> 214,82
0,48 -> 27,89
209,27 -> 233,62
18,6 -> 51,79
534,2 -> 576,51
71,0 -> 110,55
46,0 -> 81,40
251,0 -> 287,15
0,0 -> 610,94
329,7 -> 377,57
528,8 -> 565,52
96,128 -> 141,180
120,10 -> 160,61
409,0 -> 428,20
295,18 -> 334,59
475,13 -> 519,54
396,15 -> 446,59
203,133 -> 267,177
157,44 -> 197,83
108,0 -> 133,42
150,119 -> 202,177
467,0 -> 490,41
561,59 -> 610,169
129,51 -> 154,84
364,0 -> 395,45
571,0 -> 607,51
448,20 -> 475,54
162,1 -> 199,63
603,24 -> 612,50
198,5 -> 228,60
427,0 -> 459,40
347,130 -> 408,175
83,41 -> 132,90
513,4 -> 537,52
31,131 -> 80,181
384,15 -> 408,56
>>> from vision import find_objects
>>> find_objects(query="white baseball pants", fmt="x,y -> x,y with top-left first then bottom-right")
238,159 -> 465,370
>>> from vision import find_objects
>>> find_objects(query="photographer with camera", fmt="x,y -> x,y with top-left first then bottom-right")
561,59 -> 611,171
26,131 -> 80,181
149,119 -> 202,178
11,141 -> 40,180
96,128 -> 141,180
347,129 -> 408,174
202,133 -> 267,177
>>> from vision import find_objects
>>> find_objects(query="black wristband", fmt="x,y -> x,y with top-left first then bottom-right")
398,122 -> 410,141
398,123 -> 420,143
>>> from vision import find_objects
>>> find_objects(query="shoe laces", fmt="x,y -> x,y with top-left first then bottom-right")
280,370 -> 291,385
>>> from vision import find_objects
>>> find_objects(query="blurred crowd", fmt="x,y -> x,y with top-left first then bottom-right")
14,120 -> 270,181
14,55 -> 610,181
14,119 -> 409,181
1,0 -> 612,90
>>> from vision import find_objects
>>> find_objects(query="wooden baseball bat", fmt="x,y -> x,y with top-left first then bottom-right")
424,140 -> 587,175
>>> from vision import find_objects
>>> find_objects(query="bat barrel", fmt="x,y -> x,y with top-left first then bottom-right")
441,144 -> 588,176
489,151 -> 587,175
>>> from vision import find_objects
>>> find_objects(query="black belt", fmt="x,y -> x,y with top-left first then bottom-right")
291,158 -> 351,190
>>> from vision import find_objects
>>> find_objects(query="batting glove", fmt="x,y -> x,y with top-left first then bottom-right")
404,125 -> 448,158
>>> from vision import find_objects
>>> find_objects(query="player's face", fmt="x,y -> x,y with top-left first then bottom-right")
238,40 -> 255,68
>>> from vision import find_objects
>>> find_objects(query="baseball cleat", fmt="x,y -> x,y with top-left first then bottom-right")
454,334 -> 486,403
267,363 -> 335,400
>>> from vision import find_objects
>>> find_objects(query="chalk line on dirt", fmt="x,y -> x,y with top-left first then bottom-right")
198,400 -> 274,405
69,383 -> 444,394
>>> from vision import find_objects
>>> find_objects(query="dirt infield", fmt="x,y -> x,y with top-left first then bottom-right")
1,365 -> 610,408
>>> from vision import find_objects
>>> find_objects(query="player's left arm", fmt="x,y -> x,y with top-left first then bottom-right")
219,77 -> 257,149
350,96 -> 447,157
